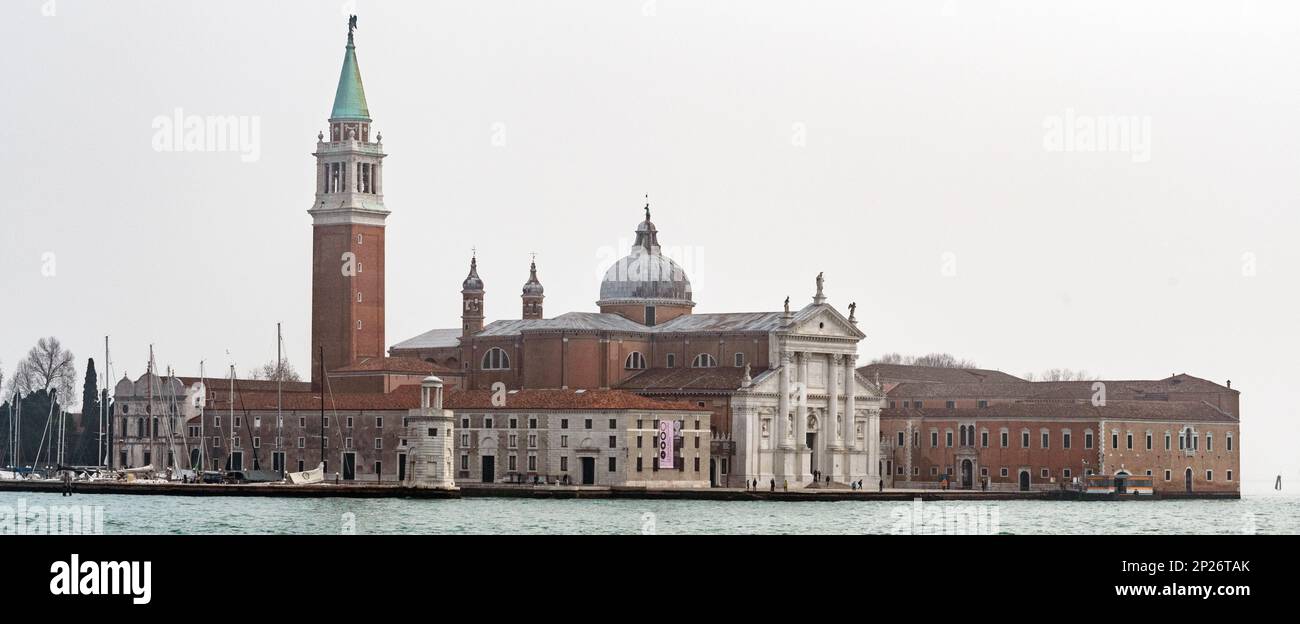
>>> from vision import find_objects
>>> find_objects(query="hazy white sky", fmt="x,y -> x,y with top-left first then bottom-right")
2,0 -> 1297,492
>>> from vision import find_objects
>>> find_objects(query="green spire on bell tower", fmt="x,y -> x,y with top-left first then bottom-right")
331,15 -> 370,121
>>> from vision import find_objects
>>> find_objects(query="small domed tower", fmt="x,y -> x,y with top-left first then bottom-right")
404,376 -> 457,489
461,253 -> 485,336
521,257 -> 544,319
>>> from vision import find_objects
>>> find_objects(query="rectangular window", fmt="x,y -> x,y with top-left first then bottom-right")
930,432 -> 938,447
485,417 -> 493,429
528,455 -> 537,471
529,418 -> 537,429
1206,433 -> 1213,451
460,455 -> 469,470
978,400 -> 988,409
945,400 -> 955,409
635,457 -> 642,472
1085,431 -> 1093,449
1063,468 -> 1072,479
981,431 -> 989,448
1126,433 -> 1133,450
375,416 -> 383,428
608,418 -> 617,429
1226,470 -> 1233,482
509,434 -> 517,448
1062,432 -> 1071,449
608,435 -> 617,449
1000,432 -> 1008,448
427,428 -> 437,437
1165,433 -> 1172,450
297,437 -> 305,449
914,401 -> 923,409
561,456 -> 569,471
585,419 -> 593,429
1113,433 -> 1119,449
460,433 -> 469,447
1206,470 -> 1213,482
1022,432 -> 1030,448
1146,433 -> 1152,450
666,354 -> 676,368
608,457 -> 617,472
509,418 -> 518,429
374,438 -> 382,450
1227,435 -> 1233,452
561,435 -> 568,448
1041,432 -> 1049,449
1164,469 -> 1172,481
945,431 -> 953,447
346,417 -> 354,429
694,457 -> 701,472
529,434 -> 537,448
897,432 -> 905,446
508,455 -> 517,471
1000,467 -> 1008,477
461,418 -> 469,428
560,418 -> 568,429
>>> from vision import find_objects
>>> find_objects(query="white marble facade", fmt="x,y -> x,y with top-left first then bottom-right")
731,301 -> 884,488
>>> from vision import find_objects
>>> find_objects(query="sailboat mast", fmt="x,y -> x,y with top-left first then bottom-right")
228,364 -> 235,471
319,345 -> 325,473
277,322 -> 283,473
199,361 -> 205,473
101,336 -> 108,470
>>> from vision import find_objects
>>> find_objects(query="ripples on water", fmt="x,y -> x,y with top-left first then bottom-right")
4,492 -> 1297,535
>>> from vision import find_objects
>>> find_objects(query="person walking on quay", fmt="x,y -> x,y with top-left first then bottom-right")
61,470 -> 73,496
769,478 -> 775,492
783,479 -> 788,492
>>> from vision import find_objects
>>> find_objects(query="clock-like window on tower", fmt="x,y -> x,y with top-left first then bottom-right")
625,352 -> 646,370
482,347 -> 510,370
356,234 -> 363,245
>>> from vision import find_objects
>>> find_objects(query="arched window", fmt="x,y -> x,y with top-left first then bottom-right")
625,352 -> 646,370
692,353 -> 717,368
482,347 -> 510,370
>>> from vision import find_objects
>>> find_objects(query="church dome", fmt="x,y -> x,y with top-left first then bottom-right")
597,208 -> 693,308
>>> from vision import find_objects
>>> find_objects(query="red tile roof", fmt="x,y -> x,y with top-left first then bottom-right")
616,367 -> 766,392
329,357 -> 451,374
203,385 -> 701,413
881,399 -> 1237,423
857,364 -> 1025,385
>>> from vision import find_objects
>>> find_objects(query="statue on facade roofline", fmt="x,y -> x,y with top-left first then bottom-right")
848,301 -> 857,321
815,271 -> 824,298
783,296 -> 790,314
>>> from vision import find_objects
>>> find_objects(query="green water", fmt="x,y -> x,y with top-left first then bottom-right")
2,491 -> 1296,534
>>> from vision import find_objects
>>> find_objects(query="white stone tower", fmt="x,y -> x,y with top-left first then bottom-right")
405,376 -> 457,489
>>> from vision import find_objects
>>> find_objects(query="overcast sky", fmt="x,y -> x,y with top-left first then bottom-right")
2,0 -> 1297,493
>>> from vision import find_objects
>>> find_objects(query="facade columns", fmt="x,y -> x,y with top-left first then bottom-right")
795,352 -> 808,450
843,354 -> 856,451
777,353 -> 791,451
827,354 -> 840,450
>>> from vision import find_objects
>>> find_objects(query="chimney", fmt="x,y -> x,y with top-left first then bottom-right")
1226,379 -> 1231,389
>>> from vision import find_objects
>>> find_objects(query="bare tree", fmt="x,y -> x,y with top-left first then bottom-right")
1032,368 -> 1095,382
12,337 -> 78,404
248,357 -> 301,382
871,352 -> 979,369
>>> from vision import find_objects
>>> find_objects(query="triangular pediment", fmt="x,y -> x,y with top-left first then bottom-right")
787,304 -> 865,339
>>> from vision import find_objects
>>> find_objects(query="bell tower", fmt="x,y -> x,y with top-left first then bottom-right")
309,16 -> 389,383
521,256 -> 544,319
461,253 -> 485,336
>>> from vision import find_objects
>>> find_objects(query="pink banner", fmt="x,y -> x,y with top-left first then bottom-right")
658,420 -> 674,470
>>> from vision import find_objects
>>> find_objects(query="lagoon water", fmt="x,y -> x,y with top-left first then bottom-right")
3,491 -> 1298,534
